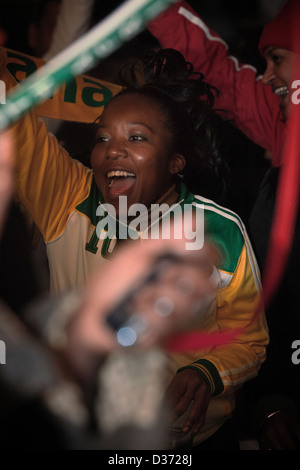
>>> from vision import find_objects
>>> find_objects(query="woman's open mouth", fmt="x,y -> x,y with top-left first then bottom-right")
274,86 -> 289,97
273,86 -> 290,120
106,170 -> 136,195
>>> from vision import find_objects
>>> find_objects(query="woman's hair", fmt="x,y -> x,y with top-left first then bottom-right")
116,48 -> 230,201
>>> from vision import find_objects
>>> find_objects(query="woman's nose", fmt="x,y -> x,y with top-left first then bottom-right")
106,141 -> 128,160
262,63 -> 276,86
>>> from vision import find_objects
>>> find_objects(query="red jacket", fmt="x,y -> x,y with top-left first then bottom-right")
148,1 -> 286,167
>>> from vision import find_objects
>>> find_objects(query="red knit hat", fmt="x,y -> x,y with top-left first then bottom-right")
259,0 -> 300,55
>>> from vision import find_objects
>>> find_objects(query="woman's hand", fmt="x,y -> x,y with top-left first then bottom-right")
165,368 -> 211,434
260,411 -> 300,450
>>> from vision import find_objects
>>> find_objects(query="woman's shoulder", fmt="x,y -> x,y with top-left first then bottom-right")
181,184 -> 245,237
189,192 -> 247,274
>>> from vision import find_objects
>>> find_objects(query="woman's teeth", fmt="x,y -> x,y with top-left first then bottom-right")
274,86 -> 289,97
107,170 -> 135,178
107,170 -> 136,189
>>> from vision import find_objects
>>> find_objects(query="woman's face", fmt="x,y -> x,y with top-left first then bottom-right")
90,93 -> 185,215
262,47 -> 297,121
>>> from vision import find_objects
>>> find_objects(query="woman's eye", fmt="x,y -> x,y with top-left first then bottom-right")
95,136 -> 109,144
129,135 -> 145,142
272,55 -> 282,65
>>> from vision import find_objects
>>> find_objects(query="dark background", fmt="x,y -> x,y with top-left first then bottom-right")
0,0 -> 285,72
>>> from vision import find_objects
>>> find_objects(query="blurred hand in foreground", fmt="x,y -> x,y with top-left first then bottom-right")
65,234 -> 219,383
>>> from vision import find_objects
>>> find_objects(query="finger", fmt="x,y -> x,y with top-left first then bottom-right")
165,379 -> 187,410
181,385 -> 209,433
170,392 -> 195,423
165,375 -> 199,423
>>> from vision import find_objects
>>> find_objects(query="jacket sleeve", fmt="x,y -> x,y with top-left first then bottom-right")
13,110 -> 92,243
1,64 -> 92,243
178,235 -> 269,397
148,1 -> 285,162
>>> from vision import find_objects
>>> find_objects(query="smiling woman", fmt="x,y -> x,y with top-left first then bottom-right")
91,93 -> 183,212
261,47 -> 295,121
91,49 -> 227,215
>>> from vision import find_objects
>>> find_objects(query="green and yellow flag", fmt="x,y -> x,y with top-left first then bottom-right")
1,47 -> 121,123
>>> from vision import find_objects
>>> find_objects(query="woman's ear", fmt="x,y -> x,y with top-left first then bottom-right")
169,153 -> 186,175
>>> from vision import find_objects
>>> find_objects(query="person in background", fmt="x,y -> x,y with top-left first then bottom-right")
27,0 -> 95,61
27,0 -> 61,59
